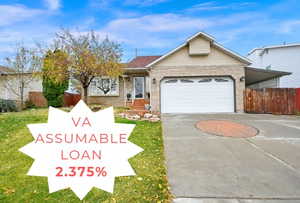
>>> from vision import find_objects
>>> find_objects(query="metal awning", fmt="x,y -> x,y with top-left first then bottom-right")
245,67 -> 291,86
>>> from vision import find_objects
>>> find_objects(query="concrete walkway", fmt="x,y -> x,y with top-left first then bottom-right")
162,114 -> 300,203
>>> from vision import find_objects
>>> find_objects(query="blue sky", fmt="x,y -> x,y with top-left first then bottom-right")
0,0 -> 300,63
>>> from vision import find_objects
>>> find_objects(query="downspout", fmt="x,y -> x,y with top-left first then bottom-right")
147,69 -> 151,110
122,75 -> 127,107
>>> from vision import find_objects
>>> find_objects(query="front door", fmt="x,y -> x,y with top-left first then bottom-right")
134,77 -> 144,99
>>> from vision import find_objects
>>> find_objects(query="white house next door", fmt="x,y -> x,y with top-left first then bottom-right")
134,77 -> 144,99
161,77 -> 235,113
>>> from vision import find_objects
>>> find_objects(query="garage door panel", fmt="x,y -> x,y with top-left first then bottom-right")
161,77 -> 234,113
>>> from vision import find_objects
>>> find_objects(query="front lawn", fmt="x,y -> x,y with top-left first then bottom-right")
0,108 -> 172,202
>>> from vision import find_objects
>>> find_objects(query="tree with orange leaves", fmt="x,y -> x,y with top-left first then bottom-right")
43,29 -> 123,103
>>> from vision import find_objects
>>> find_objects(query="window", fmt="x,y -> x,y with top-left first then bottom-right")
165,79 -> 178,84
180,79 -> 194,83
215,78 -> 229,82
89,77 -> 119,96
198,78 -> 212,83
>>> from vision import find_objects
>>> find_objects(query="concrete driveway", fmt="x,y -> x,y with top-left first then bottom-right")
162,114 -> 300,203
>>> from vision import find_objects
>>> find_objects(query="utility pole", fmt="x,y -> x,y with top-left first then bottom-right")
135,48 -> 138,58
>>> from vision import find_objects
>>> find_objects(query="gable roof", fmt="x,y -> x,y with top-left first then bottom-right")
248,43 -> 300,56
126,56 -> 162,68
146,31 -> 252,67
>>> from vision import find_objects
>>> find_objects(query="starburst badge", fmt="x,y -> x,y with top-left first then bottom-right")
19,100 -> 143,200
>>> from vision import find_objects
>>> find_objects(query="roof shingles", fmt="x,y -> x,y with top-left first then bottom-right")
0,66 -> 14,74
126,56 -> 161,68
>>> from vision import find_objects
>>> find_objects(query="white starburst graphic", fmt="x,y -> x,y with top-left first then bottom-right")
19,100 -> 143,200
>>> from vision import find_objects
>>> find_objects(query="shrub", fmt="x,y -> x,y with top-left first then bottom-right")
0,99 -> 18,112
25,100 -> 36,109
43,79 -> 68,107
42,50 -> 69,107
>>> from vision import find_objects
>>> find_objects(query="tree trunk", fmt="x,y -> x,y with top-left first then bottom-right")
83,87 -> 88,104
20,82 -> 24,110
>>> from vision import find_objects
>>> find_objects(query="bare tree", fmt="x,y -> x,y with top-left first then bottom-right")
43,29 -> 123,103
3,45 -> 42,109
97,78 -> 118,94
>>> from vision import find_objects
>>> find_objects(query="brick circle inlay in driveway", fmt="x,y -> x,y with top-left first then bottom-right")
196,120 -> 258,138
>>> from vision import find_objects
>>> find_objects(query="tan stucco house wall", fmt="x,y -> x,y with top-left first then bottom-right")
147,34 -> 250,113
0,74 -> 42,101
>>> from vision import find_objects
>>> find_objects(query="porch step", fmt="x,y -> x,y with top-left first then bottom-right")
133,99 -> 149,106
132,106 -> 145,110
127,99 -> 150,111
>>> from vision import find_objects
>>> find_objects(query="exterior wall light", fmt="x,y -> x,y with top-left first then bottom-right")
240,76 -> 245,82
152,78 -> 156,84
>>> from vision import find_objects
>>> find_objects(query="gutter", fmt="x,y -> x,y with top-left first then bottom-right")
124,67 -> 149,70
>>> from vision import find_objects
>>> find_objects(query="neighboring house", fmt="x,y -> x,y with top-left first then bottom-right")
0,65 -> 14,75
0,66 -> 42,101
0,31 -> 291,113
247,43 -> 300,88
88,32 -> 289,113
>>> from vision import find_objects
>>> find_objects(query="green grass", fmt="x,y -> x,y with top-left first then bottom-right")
0,109 -> 172,202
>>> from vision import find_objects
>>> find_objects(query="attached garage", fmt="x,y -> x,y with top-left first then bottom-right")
146,32 -> 252,113
161,77 -> 235,113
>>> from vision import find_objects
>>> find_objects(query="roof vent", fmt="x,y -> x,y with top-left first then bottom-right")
188,37 -> 210,56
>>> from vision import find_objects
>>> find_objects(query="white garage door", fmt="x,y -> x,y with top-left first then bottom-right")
161,77 -> 235,113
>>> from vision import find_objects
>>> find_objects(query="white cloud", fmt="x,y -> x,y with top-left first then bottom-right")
91,0 -> 168,8
186,1 -> 256,12
105,14 -> 212,33
0,3 -> 59,63
93,14 -> 212,49
212,12 -> 262,26
124,0 -> 169,6
186,1 -> 228,11
0,5 -> 43,26
44,0 -> 61,11
280,20 -> 300,33
96,12 -> 263,48
214,27 -> 253,44
0,20 -> 58,64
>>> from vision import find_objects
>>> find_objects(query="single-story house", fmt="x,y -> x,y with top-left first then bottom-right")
87,32 -> 290,113
0,66 -> 42,102
0,32 -> 291,113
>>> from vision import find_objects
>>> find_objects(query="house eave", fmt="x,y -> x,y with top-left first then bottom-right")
213,42 -> 252,65
247,43 -> 300,56
124,67 -> 149,73
0,72 -> 33,76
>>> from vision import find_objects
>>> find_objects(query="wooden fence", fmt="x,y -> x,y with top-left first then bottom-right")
29,92 -> 81,107
244,88 -> 300,115
28,92 -> 48,107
